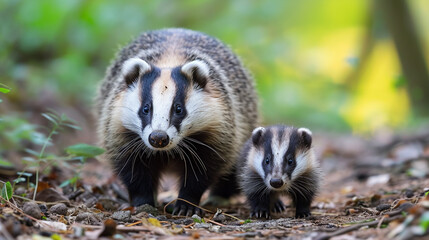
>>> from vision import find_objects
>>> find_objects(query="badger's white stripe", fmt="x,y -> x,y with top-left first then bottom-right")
271,128 -> 290,179
151,70 -> 176,130
121,82 -> 142,134
181,60 -> 210,80
122,58 -> 151,78
251,147 -> 265,180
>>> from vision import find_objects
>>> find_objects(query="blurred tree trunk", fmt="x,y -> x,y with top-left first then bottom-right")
377,0 -> 429,116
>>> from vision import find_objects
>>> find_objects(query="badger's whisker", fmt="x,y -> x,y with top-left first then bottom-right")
185,137 -> 226,162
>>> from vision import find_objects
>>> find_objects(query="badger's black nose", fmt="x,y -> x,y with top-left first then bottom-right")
270,178 -> 284,189
149,130 -> 169,148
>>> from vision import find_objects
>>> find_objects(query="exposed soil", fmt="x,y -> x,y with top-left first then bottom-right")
1,131 -> 429,239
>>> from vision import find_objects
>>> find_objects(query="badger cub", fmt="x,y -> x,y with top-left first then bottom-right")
96,29 -> 258,216
238,125 -> 321,219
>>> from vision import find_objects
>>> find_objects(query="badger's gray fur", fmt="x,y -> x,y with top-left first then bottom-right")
96,28 -> 259,216
238,125 -> 321,218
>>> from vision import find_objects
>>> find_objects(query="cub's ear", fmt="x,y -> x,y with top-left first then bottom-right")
122,58 -> 151,86
252,127 -> 265,146
181,60 -> 209,88
297,127 -> 312,148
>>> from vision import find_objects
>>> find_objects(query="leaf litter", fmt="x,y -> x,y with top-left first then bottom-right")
1,130 -> 429,239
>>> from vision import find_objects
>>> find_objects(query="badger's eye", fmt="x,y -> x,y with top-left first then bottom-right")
265,156 -> 270,165
288,157 -> 293,165
142,104 -> 150,115
175,104 -> 183,114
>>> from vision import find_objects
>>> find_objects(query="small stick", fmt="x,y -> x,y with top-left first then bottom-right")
315,215 -> 404,240
206,219 -> 226,227
183,222 -> 195,228
125,221 -> 142,227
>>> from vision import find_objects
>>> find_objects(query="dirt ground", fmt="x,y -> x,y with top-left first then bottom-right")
1,130 -> 429,239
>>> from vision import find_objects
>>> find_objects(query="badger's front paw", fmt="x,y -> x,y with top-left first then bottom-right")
272,199 -> 286,213
250,204 -> 271,219
172,200 -> 203,217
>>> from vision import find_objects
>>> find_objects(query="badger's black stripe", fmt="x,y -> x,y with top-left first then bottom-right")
284,129 -> 299,179
138,66 -> 161,128
262,130 -> 273,176
170,67 -> 190,131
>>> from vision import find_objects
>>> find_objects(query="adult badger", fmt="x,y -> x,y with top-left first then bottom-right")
96,28 -> 258,216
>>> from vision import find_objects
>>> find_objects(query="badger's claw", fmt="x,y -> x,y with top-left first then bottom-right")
172,200 -> 203,217
272,199 -> 286,213
250,206 -> 270,219
295,209 -> 311,218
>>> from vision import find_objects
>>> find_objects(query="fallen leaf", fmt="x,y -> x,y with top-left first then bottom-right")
36,188 -> 69,202
38,220 -> 67,231
99,219 -> 117,237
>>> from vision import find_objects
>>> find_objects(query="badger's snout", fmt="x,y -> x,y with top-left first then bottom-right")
149,130 -> 170,148
270,178 -> 284,189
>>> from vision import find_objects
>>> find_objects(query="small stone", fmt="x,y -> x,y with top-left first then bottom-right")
135,204 -> 159,216
22,202 -> 42,219
191,214 -> 202,223
50,203 -> 68,216
156,215 -> 167,221
405,189 -> 414,198
14,187 -> 26,196
212,213 -> 226,223
75,212 -> 101,225
97,198 -> 119,211
39,204 -> 48,216
112,211 -> 131,222
376,204 -> 391,212
173,218 -> 193,225
194,223 -> 211,229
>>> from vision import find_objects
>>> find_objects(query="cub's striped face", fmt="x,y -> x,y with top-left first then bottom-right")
249,126 -> 313,191
120,58 -> 213,151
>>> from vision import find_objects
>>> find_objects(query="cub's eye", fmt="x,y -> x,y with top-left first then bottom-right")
142,104 -> 150,115
175,104 -> 183,114
265,156 -> 270,165
288,157 -> 293,165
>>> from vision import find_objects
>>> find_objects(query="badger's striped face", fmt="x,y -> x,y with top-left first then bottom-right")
249,126 -> 313,191
120,58 -> 215,151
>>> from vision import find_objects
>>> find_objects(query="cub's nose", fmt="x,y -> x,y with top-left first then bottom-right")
270,178 -> 284,189
148,130 -> 169,148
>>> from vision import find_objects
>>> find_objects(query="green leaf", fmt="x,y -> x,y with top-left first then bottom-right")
41,113 -> 58,125
420,212 -> 429,232
1,181 -> 13,201
65,144 -> 105,158
63,123 -> 81,130
13,177 -> 26,184
59,179 -> 71,188
0,87 -> 10,93
0,159 -> 13,167
17,171 -> 33,178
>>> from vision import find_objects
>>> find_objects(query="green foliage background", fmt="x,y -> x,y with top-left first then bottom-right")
1,0 -> 429,134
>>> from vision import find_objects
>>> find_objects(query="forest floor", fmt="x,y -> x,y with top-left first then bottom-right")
1,130 -> 429,240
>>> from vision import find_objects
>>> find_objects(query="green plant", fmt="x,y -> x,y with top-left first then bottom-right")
0,181 -> 13,202
27,111 -> 104,199
0,83 -> 10,103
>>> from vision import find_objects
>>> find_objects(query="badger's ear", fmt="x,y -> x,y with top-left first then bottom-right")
122,58 -> 151,86
297,127 -> 312,148
252,127 -> 265,146
181,60 -> 209,88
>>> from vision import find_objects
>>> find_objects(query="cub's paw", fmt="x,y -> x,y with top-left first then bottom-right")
295,209 -> 311,218
172,200 -> 203,217
272,199 -> 286,213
